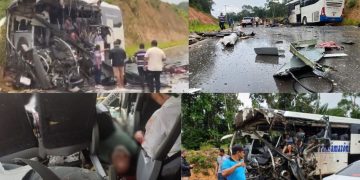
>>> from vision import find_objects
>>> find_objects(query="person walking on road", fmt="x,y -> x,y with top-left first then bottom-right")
216,148 -> 229,180
109,39 -> 127,89
181,150 -> 194,180
219,13 -> 226,30
145,40 -> 166,93
134,43 -> 147,91
222,145 -> 246,180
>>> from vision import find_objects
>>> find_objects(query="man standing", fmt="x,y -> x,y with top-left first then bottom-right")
181,150 -> 194,180
222,145 -> 246,180
109,39 -> 127,89
216,148 -> 229,180
134,43 -> 147,91
145,40 -> 166,93
219,13 -> 226,30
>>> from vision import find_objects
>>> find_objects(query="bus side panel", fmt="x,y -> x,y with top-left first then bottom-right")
350,124 -> 360,154
300,0 -> 323,23
314,152 -> 348,175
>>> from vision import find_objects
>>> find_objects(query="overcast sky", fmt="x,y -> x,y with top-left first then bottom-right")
161,0 -> 187,4
211,0 -> 267,17
238,93 -> 359,109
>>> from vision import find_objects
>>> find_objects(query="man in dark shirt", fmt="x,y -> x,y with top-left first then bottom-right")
219,13 -> 226,30
181,150 -> 194,180
134,43 -> 147,91
109,39 -> 127,88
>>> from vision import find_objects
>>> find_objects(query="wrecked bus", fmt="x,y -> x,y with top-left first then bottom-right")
222,108 -> 360,180
5,0 -> 125,90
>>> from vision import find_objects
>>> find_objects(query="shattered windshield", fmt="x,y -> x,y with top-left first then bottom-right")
101,7 -> 122,28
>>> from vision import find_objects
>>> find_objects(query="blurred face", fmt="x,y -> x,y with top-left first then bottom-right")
219,151 -> 224,156
182,151 -> 186,157
112,151 -> 130,175
237,150 -> 245,159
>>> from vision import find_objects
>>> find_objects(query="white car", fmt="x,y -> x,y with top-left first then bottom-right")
324,160 -> 360,180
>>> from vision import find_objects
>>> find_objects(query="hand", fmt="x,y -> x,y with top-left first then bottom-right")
190,164 -> 195,168
237,162 -> 246,167
134,130 -> 144,144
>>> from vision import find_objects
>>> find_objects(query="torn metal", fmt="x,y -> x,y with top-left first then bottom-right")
232,108 -> 335,180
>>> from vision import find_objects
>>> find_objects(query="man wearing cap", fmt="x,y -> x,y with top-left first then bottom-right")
109,39 -> 127,88
221,145 -> 246,180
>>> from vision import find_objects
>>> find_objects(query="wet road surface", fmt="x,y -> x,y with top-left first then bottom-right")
190,26 -> 360,92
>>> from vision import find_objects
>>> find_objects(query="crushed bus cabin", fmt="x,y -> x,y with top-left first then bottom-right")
5,0 -> 125,91
221,108 -> 360,180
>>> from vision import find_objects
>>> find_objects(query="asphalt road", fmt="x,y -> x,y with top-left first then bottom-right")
190,25 -> 360,93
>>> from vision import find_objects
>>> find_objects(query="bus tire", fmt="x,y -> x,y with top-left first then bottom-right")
302,17 -> 307,26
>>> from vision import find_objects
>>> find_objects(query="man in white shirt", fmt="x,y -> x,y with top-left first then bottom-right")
145,40 -> 166,93
141,94 -> 181,158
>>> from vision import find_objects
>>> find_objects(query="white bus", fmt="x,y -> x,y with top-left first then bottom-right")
223,108 -> 360,178
286,0 -> 345,25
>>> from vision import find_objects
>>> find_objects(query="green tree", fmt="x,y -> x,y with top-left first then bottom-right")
189,0 -> 214,14
249,93 -> 328,114
337,93 -> 360,118
182,94 -> 242,150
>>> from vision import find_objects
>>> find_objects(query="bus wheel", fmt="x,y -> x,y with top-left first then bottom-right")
302,17 -> 307,26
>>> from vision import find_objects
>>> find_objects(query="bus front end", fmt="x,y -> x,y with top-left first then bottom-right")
320,0 -> 344,23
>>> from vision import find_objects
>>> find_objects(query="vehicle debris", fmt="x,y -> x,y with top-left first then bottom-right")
5,0 -> 126,91
323,53 -> 348,58
219,33 -> 238,47
227,108 -> 359,180
254,47 -> 285,56
341,41 -> 355,45
316,41 -> 343,51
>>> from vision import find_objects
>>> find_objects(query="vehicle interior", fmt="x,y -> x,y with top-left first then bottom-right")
0,93 -> 181,180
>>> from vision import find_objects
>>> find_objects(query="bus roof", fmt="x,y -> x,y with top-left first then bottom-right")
285,0 -> 300,6
281,110 -> 360,125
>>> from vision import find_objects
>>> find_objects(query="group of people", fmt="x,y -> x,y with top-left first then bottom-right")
92,39 -> 166,92
218,13 -> 234,30
181,145 -> 247,180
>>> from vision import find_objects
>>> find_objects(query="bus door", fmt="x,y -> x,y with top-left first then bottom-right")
350,124 -> 360,154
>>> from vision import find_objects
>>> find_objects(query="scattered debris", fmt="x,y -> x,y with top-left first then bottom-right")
254,47 -> 284,56
219,33 -> 238,47
342,41 -> 355,45
316,41 -> 343,50
275,40 -> 284,44
323,53 -> 348,58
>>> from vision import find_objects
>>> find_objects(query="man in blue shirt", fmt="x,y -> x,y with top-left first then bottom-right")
221,145 -> 246,180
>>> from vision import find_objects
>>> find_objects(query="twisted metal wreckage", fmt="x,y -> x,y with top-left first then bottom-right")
228,108 -> 337,180
5,0 -> 131,91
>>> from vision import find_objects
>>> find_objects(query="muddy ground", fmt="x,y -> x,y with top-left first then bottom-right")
190,25 -> 360,93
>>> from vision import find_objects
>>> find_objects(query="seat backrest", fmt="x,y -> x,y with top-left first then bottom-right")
34,94 -> 97,157
0,94 -> 38,162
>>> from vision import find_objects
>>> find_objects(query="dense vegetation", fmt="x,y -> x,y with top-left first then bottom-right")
189,0 -> 214,14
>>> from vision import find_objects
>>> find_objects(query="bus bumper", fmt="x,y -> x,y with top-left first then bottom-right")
320,16 -> 343,23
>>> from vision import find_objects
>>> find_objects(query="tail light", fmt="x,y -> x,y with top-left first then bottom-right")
321,7 -> 326,16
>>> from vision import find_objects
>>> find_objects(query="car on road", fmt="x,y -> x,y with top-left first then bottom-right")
324,160 -> 360,180
241,17 -> 254,27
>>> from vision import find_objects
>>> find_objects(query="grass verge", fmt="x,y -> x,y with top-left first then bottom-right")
125,39 -> 187,57
190,20 -> 226,33
342,18 -> 360,25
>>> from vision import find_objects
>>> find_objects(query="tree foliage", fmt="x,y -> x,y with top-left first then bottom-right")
224,2 -> 287,21
189,0 -> 214,14
250,93 -> 329,114
182,94 -> 242,150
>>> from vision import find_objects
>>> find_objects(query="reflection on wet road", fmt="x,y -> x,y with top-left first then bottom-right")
190,26 -> 360,92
